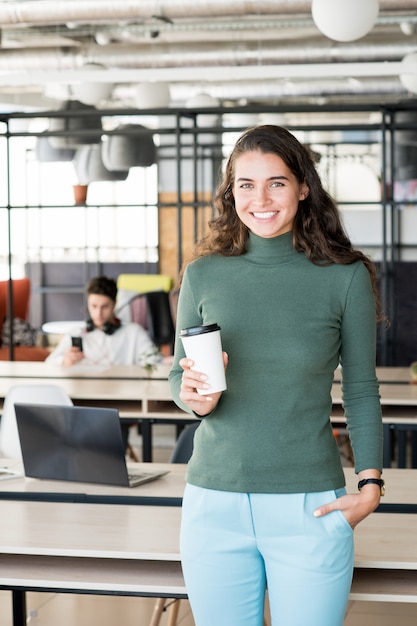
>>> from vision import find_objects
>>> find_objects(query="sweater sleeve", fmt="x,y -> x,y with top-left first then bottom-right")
339,263 -> 383,473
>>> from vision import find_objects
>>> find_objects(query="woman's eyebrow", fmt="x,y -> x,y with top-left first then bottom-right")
235,175 -> 289,182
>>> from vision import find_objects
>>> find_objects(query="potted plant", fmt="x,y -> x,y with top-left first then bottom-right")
139,346 -> 161,377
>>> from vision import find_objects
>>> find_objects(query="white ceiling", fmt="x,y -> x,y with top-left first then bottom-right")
0,0 -> 417,113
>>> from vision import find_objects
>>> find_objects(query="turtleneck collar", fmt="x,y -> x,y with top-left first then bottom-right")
244,230 -> 302,266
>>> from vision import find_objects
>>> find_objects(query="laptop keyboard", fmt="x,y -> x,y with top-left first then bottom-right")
127,470 -> 169,487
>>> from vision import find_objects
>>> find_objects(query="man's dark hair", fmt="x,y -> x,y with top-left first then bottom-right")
86,276 -> 118,301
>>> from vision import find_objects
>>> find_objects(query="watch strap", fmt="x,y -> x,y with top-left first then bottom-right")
357,477 -> 385,496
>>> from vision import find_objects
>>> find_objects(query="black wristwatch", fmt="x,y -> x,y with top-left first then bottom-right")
357,478 -> 385,496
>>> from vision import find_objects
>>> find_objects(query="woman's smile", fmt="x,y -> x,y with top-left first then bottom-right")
252,210 -> 278,220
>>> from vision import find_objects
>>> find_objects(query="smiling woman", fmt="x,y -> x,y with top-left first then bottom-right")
168,124 -> 383,626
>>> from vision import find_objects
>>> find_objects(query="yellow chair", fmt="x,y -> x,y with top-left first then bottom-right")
117,274 -> 175,356
117,274 -> 173,294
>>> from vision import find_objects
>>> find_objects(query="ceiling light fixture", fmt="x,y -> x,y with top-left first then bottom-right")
70,63 -> 113,106
134,82 -> 171,109
312,0 -> 379,43
185,93 -> 220,127
399,52 -> 417,95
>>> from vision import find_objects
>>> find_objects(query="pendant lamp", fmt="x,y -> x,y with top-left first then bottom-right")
312,0 -> 379,42
400,52 -> 417,95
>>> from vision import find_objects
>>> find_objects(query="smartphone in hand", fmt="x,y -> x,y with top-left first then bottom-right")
71,336 -> 83,351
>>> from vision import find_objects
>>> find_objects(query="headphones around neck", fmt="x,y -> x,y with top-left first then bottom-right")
85,317 -> 121,335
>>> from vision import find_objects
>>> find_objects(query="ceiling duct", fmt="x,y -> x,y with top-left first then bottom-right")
0,1 -> 415,109
0,1 -> 413,27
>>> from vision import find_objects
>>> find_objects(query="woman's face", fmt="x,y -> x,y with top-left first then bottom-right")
232,150 -> 309,238
87,294 -> 116,330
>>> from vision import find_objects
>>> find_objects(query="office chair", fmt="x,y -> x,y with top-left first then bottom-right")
117,288 -> 176,356
0,278 -> 50,361
0,384 -> 73,459
145,290 -> 175,353
149,422 -> 199,626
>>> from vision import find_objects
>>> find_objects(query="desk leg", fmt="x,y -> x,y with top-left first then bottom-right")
12,590 -> 26,626
412,432 -> 417,468
398,430 -> 407,468
383,424 -> 392,467
141,420 -> 153,462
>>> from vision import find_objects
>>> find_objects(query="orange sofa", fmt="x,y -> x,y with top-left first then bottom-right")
0,278 -> 50,361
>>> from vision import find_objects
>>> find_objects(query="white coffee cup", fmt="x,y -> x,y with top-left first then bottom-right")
179,323 -> 227,395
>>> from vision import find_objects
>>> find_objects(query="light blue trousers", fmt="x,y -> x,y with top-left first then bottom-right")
180,484 -> 354,626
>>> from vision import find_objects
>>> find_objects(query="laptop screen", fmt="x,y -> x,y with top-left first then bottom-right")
14,403 -> 133,486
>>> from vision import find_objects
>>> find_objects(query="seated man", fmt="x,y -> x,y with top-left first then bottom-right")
46,275 -> 155,368
46,276 -> 157,455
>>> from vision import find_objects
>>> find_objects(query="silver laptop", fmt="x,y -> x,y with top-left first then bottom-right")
14,403 -> 169,488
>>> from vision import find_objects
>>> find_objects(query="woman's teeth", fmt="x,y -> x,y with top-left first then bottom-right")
253,211 -> 276,219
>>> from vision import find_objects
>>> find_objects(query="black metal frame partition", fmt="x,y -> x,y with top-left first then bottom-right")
1,101 -> 417,363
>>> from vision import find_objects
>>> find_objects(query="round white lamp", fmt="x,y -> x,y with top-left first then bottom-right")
312,0 -> 379,42
400,52 -> 417,94
134,82 -> 171,108
71,63 -> 113,106
185,93 -> 220,127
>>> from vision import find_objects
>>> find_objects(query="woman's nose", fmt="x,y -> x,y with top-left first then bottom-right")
253,187 -> 270,203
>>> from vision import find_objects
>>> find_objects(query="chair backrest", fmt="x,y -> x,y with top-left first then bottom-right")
117,274 -> 173,294
0,384 -> 73,459
0,278 -> 31,336
169,422 -> 199,464
145,290 -> 175,348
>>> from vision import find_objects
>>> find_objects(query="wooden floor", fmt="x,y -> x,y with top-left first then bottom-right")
0,425 -> 416,625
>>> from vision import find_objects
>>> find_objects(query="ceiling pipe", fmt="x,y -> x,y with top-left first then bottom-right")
0,75 -> 405,109
0,0 -> 414,110
171,77 -> 406,102
0,1 -> 312,26
0,0 -> 414,28
0,38 -> 414,72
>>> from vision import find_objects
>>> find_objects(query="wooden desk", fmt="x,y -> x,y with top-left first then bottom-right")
0,500 -> 185,626
351,512 -> 417,603
0,465 -> 414,511
331,382 -> 417,407
333,367 -> 413,385
2,363 -> 417,463
0,461 -> 186,506
0,465 -> 415,626
332,383 -> 417,468
0,361 -> 172,380
345,467 -> 417,513
0,362 -> 196,462
1,497 -> 417,626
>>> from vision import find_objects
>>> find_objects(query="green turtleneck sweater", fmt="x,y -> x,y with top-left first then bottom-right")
169,231 -> 383,494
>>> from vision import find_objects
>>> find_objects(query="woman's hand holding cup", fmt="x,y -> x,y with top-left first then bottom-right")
179,352 -> 228,416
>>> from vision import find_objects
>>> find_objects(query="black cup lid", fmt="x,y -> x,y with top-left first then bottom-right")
179,323 -> 221,337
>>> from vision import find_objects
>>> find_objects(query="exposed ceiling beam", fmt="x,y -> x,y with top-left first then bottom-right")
0,62 -> 413,88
